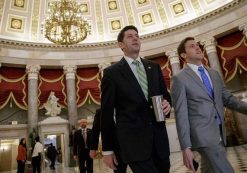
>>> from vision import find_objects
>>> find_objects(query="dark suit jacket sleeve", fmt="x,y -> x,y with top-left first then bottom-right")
73,130 -> 79,156
90,109 -> 101,150
100,68 -> 116,151
157,63 -> 172,116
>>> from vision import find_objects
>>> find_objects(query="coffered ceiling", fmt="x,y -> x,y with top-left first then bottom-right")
0,0 -> 234,44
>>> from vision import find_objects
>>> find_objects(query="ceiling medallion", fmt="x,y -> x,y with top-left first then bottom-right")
173,3 -> 185,14
14,0 -> 24,7
108,1 -> 118,10
11,19 -> 22,29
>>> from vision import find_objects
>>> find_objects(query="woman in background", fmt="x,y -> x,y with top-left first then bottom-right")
16,138 -> 27,173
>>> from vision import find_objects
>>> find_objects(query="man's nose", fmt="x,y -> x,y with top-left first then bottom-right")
133,36 -> 138,40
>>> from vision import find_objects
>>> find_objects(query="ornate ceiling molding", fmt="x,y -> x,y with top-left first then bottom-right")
0,0 -> 244,51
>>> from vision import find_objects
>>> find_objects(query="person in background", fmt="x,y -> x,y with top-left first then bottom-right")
16,138 -> 27,173
89,109 -> 101,159
29,128 -> 37,151
73,119 -> 93,173
32,136 -> 43,173
100,25 -> 172,173
171,37 -> 247,173
47,143 -> 58,170
89,108 -> 127,173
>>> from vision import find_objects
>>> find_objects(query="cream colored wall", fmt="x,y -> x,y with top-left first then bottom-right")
0,140 -> 18,172
0,125 -> 27,171
0,146 -> 12,171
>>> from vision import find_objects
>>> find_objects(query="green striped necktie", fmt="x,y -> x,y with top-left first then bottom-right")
132,60 -> 148,100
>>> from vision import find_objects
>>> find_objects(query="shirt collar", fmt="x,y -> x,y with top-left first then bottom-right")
187,63 -> 204,71
124,56 -> 142,66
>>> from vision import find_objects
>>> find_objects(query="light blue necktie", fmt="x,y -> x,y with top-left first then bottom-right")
132,60 -> 148,100
198,66 -> 222,124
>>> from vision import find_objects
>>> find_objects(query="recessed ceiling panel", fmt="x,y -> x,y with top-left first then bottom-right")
0,0 -> 235,43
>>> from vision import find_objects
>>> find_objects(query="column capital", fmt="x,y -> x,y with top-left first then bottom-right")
26,64 -> 40,80
166,49 -> 179,65
239,23 -> 247,38
63,65 -> 77,80
200,37 -> 217,54
200,37 -> 216,47
98,62 -> 111,71
98,62 -> 111,77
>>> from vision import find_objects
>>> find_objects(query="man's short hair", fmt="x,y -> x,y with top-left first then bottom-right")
177,37 -> 195,58
117,25 -> 138,42
35,136 -> 40,142
78,119 -> 87,126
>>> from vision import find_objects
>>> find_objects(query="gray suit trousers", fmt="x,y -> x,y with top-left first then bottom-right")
197,142 -> 235,173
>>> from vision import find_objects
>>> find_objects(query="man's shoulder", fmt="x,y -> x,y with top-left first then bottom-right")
75,129 -> 81,133
142,58 -> 158,66
106,59 -> 124,70
103,59 -> 125,77
206,67 -> 219,74
173,68 -> 187,78
87,128 -> 92,132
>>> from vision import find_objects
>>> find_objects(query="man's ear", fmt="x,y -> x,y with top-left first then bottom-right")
180,53 -> 186,59
118,42 -> 124,49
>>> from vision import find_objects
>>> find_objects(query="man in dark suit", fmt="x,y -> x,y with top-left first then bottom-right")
100,25 -> 172,173
171,37 -> 247,173
73,119 -> 93,173
89,108 -> 127,173
47,143 -> 58,170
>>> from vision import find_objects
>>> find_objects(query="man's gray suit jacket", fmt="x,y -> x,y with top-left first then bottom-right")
171,66 -> 247,150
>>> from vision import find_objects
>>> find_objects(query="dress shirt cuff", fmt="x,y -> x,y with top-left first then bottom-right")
183,147 -> 191,150
102,151 -> 114,155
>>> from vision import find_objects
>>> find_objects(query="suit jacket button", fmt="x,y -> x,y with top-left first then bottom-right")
150,105 -> 153,109
214,116 -> 217,119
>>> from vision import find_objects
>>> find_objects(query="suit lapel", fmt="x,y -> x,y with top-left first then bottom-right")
206,68 -> 218,99
184,66 -> 213,99
118,58 -> 147,101
141,59 -> 153,98
79,129 -> 84,142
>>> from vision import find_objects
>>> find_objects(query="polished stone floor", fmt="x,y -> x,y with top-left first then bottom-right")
4,144 -> 247,173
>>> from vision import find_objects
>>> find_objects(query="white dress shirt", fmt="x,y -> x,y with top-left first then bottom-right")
32,142 -> 43,157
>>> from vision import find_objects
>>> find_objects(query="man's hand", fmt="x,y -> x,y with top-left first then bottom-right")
183,148 -> 196,173
73,155 -> 78,160
89,150 -> 97,159
103,153 -> 118,170
162,99 -> 171,115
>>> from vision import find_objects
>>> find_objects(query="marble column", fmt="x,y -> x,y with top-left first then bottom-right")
201,37 -> 223,78
63,65 -> 78,128
166,50 -> 181,75
98,62 -> 111,78
239,23 -> 247,38
26,64 -> 40,135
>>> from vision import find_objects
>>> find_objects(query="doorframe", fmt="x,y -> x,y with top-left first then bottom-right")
38,117 -> 69,167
